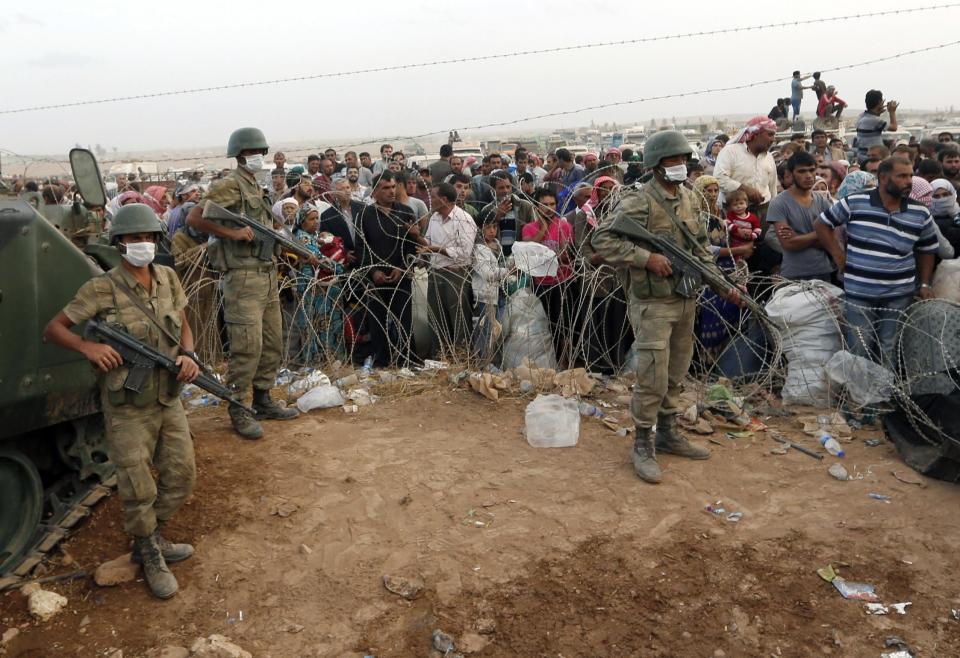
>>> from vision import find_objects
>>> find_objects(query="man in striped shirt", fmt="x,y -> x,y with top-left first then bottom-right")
814,157 -> 937,366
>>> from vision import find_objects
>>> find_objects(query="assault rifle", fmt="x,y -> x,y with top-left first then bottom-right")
85,317 -> 256,414
607,214 -> 768,321
205,202 -> 334,268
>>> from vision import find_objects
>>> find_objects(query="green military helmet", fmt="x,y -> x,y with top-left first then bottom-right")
109,203 -> 162,243
642,130 -> 693,169
226,127 -> 269,158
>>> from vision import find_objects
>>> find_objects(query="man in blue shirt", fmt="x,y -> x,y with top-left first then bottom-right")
790,70 -> 812,121
814,157 -> 937,366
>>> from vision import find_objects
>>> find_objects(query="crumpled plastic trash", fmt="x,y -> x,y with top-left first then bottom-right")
511,241 -> 560,278
524,394 -> 579,448
825,350 -> 896,407
296,385 -> 345,412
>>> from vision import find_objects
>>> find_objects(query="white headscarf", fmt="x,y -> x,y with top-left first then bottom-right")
930,179 -> 960,218
272,197 -> 299,223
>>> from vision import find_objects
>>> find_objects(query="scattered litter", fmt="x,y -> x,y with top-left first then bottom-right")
554,368 -> 596,396
832,578 -> 879,602
881,635 -> 915,658
891,470 -> 925,487
341,404 -> 359,414
706,503 -> 726,516
578,402 -> 604,418
828,463 -> 851,481
890,602 -> 912,615
769,432 -> 823,460
469,372 -> 503,401
295,385 -> 345,412
817,564 -> 838,583
770,444 -> 790,455
335,373 -> 359,388
865,603 -> 889,615
865,438 -> 883,447
868,493 -> 892,503
950,608 -> 959,620
448,370 -> 469,385
800,413 -> 852,440
421,359 -> 449,371
382,574 -> 424,600
524,394 -> 579,448
432,629 -> 456,653
287,370 -> 331,397
682,404 -> 698,423
347,388 -> 378,406
725,431 -> 754,440
726,512 -> 743,523
397,368 -> 417,379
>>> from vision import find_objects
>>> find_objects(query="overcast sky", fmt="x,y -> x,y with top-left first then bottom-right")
2,0 -> 958,158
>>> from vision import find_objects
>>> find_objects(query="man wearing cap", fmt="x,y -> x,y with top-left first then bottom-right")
595,148 -> 625,184
166,183 -> 200,238
187,127 -> 311,440
591,130 -> 743,484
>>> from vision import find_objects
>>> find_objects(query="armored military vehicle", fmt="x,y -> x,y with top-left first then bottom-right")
0,149 -> 117,584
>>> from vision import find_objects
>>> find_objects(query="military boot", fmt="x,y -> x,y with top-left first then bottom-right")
252,388 -> 299,420
133,533 -> 178,599
131,526 -> 193,564
632,430 -> 662,484
229,403 -> 263,440
655,414 -> 711,460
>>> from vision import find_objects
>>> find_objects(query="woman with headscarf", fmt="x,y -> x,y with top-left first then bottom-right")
913,178 -> 956,259
291,205 -> 345,363
837,170 -> 876,199
692,175 -> 751,365
272,197 -> 300,238
931,178 -> 960,255
702,138 -> 724,174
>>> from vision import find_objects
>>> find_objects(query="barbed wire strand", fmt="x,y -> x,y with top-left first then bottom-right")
2,5 -> 956,116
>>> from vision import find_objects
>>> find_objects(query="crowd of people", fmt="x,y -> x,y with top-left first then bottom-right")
27,86 -> 960,597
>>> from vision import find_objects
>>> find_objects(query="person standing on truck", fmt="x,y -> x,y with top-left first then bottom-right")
186,127 -> 304,440
44,204 -> 199,600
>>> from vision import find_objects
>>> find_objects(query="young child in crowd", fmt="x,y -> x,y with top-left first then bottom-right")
725,189 -> 761,263
471,220 -> 511,360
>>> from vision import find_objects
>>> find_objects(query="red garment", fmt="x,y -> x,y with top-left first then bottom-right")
726,209 -> 761,259
817,92 -> 847,117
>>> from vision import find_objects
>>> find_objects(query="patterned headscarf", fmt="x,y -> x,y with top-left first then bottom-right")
837,171 -> 876,199
294,203 -> 319,232
693,174 -> 721,217
732,116 -> 778,144
910,176 -> 933,207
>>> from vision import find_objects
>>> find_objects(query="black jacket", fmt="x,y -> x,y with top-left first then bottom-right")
320,200 -> 365,252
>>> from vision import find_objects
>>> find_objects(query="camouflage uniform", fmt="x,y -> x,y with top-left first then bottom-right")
202,168 -> 283,393
591,180 -> 717,430
62,264 -> 195,537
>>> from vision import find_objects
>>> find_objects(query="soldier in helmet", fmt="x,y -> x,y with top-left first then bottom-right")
591,131 -> 743,484
44,204 -> 199,599
186,128 -> 312,439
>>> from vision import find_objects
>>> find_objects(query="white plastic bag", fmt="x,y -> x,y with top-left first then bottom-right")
825,350 -> 895,407
511,241 -> 560,278
296,384 -> 346,412
524,394 -> 580,448
765,282 -> 844,405
500,288 -> 558,370
932,258 -> 960,303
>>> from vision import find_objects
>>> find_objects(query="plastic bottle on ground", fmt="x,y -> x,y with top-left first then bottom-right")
819,432 -> 845,457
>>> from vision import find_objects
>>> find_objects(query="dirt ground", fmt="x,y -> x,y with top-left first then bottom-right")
2,374 -> 960,658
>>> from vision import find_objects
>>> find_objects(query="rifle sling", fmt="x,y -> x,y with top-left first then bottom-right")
644,183 -> 735,291
107,271 -> 185,354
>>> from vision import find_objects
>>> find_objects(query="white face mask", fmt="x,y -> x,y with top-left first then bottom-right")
121,241 -> 155,267
931,196 -> 957,216
242,154 -> 265,172
663,164 -> 688,182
